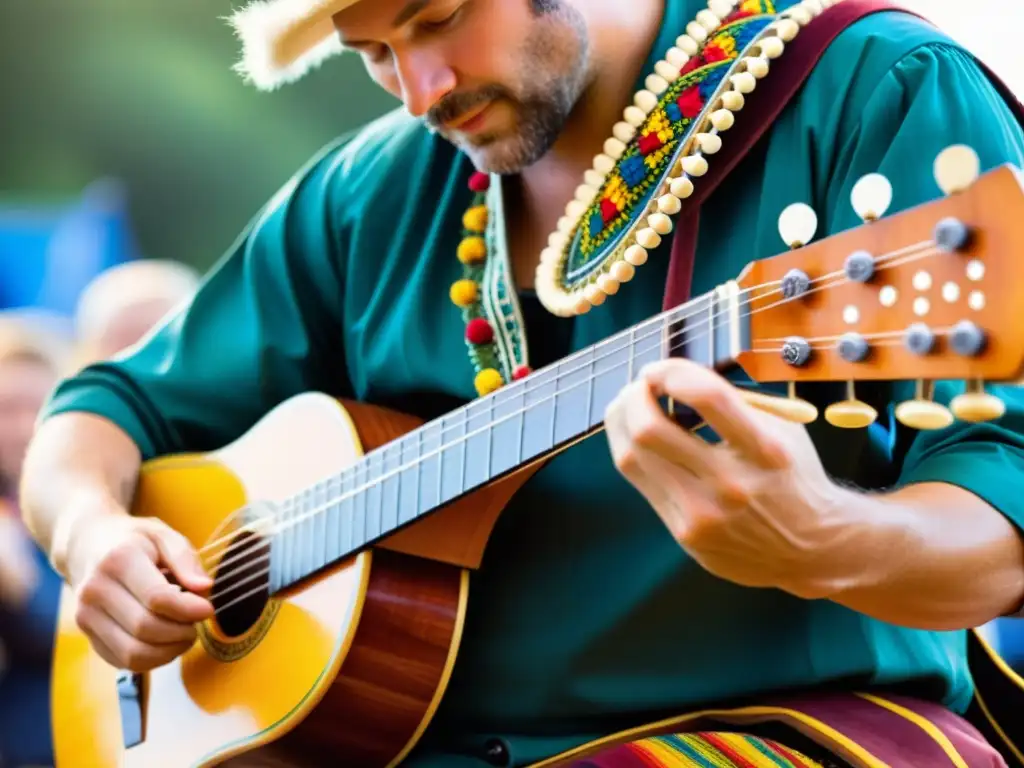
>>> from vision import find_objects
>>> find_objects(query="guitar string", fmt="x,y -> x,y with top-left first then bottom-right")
195,240 -> 943,583
202,248 -> 970,610
204,328 -> 954,618
189,237 -> 936,570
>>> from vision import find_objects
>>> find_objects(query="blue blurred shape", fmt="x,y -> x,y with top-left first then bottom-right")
0,178 -> 139,317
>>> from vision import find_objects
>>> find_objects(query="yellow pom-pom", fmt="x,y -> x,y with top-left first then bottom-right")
457,236 -> 487,265
450,279 -> 479,307
474,368 -> 504,396
462,205 -> 489,232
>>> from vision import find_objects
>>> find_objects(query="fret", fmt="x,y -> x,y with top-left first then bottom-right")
284,499 -> 296,581
366,451 -> 384,541
340,470 -> 354,556
489,383 -> 526,477
418,420 -> 444,512
271,504 -> 286,590
303,490 -> 317,576
520,365 -> 558,460
325,475 -> 341,570
590,332 -> 633,428
549,372 -> 558,446
485,396 -> 494,478
673,293 -> 714,366
437,413 -> 463,505
463,397 -> 495,490
267,514 -> 282,593
516,386 -> 526,464
712,285 -> 728,365
296,495 -> 308,578
719,281 -> 750,363
353,463 -> 367,549
300,489 -> 315,577
294,493 -> 306,579
551,350 -> 594,445
707,291 -> 716,367
315,481 -> 328,573
398,433 -> 420,526
459,409 -> 468,492
380,442 -> 401,534
631,316 -> 666,372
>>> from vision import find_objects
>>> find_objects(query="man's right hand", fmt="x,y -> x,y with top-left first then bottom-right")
66,511 -> 215,673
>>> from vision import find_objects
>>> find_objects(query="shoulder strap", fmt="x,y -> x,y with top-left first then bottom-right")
662,0 -> 1023,311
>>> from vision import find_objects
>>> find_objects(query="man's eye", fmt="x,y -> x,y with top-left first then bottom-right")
421,5 -> 465,31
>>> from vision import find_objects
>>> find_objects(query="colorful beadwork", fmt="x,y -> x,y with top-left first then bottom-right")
534,0 -> 830,318
449,171 -> 509,396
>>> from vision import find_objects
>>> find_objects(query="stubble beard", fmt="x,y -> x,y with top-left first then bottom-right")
427,4 -> 591,175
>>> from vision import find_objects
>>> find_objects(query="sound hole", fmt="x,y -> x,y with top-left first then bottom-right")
210,530 -> 271,639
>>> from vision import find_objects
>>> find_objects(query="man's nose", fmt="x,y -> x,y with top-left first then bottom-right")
394,49 -> 457,118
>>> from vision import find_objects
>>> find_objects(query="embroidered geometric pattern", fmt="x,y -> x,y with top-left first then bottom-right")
563,3 -> 778,288
566,731 -> 824,768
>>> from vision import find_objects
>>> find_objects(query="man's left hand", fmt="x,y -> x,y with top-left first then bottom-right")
604,358 -> 892,600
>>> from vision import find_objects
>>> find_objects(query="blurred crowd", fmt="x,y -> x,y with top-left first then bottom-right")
0,258 -> 199,767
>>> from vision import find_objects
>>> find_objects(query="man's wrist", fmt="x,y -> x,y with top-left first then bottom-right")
786,484 -> 918,602
49,491 -> 126,582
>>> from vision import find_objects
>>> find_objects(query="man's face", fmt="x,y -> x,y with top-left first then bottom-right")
334,0 -> 591,174
0,357 -> 55,495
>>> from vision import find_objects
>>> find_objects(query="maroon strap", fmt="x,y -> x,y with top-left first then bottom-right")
662,0 -> 1024,311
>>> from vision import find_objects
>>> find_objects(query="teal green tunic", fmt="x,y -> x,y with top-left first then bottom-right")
40,4 -> 1024,766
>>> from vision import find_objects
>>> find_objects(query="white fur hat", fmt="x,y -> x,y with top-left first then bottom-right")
227,0 -> 364,91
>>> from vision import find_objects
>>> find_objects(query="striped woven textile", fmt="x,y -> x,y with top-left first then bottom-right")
568,732 -> 824,767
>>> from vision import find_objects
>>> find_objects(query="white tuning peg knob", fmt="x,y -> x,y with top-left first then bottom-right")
851,173 -> 892,222
778,202 -> 818,248
934,144 -> 980,195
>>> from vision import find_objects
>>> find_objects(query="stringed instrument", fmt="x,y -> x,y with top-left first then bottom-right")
50,146 -> 1024,768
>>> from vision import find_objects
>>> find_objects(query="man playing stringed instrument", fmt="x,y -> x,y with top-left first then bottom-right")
18,0 -> 1024,766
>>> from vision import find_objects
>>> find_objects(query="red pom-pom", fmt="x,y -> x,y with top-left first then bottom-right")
513,366 -> 532,380
677,87 -> 704,119
702,43 -> 729,64
600,197 -> 620,224
638,132 -> 663,156
465,317 -> 494,345
680,57 -> 700,77
469,172 -> 490,192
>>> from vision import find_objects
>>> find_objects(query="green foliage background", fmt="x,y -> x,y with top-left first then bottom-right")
0,1 -> 396,270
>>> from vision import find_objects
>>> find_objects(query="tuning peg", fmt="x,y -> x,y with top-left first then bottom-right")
934,144 -> 980,195
895,380 -> 954,430
741,382 -> 819,424
825,382 -> 877,429
950,380 -> 1006,423
778,203 -> 818,249
851,173 -> 893,222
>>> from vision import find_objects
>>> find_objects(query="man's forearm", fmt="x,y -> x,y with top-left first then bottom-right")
20,412 -> 142,576
820,482 -> 1024,631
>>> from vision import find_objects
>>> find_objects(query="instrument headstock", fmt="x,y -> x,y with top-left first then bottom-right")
732,145 -> 1024,430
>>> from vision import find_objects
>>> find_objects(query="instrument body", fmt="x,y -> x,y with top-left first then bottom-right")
51,394 -> 530,768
